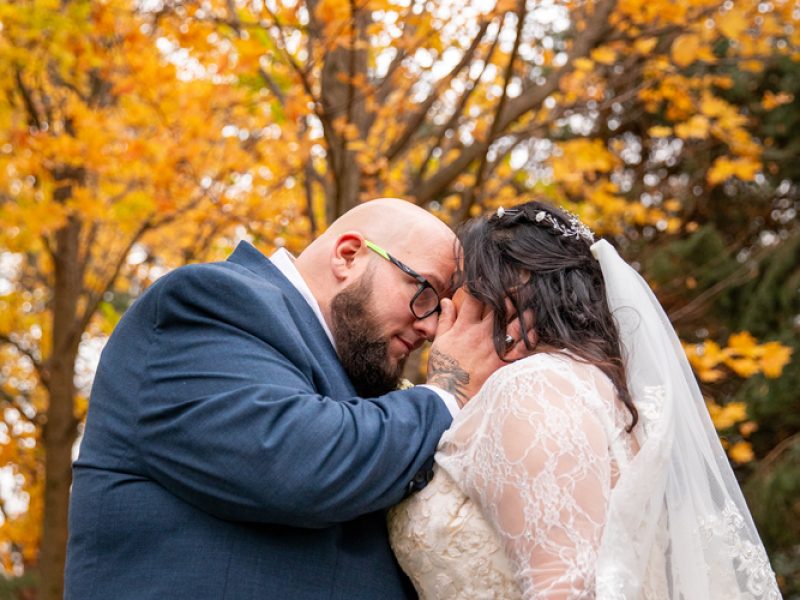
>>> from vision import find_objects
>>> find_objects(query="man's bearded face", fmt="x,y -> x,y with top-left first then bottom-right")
330,270 -> 406,397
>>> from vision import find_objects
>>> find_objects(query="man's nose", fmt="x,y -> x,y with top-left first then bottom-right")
414,312 -> 439,342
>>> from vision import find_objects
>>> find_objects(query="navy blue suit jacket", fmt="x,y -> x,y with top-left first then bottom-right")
65,242 -> 452,599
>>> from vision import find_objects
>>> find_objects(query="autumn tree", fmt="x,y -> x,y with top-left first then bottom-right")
160,0 -> 795,223
638,51 -> 800,590
184,0 -> 796,446
162,0 -> 799,588
0,1 -> 304,597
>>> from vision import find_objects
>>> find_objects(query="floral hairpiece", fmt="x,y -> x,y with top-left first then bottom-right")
495,206 -> 595,243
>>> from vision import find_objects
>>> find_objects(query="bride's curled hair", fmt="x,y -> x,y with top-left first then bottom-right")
458,200 -> 638,431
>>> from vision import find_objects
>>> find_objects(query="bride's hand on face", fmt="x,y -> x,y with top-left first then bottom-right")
426,290 -> 534,407
449,288 -> 475,315
426,291 -> 506,408
501,298 -> 537,363
453,289 -> 536,363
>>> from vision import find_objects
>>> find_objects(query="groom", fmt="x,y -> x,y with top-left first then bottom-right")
65,198 -> 505,599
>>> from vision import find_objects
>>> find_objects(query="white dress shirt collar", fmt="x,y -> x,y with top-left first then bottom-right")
270,247 -> 335,348
269,247 -> 458,416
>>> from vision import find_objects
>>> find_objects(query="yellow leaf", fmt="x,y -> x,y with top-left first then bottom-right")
347,140 -> 368,152
723,402 -> 748,424
702,339 -> 725,364
725,357 -> 761,378
699,368 -> 725,383
759,341 -> 792,378
675,115 -> 710,140
493,0 -> 519,12
591,47 -> 616,65
648,126 -> 672,137
74,394 -> 89,419
716,9 -> 748,40
672,34 -> 701,68
739,421 -> 759,437
718,76 -> 736,89
707,157 -> 761,186
706,399 -> 721,421
728,440 -> 754,464
666,217 -> 681,233
573,57 -> 595,72
634,38 -> 658,54
741,60 -> 765,73
700,93 -> 731,118
708,401 -> 748,429
342,123 -> 360,141
551,139 -> 617,190
727,331 -> 758,352
315,0 -> 350,25
762,91 -> 794,111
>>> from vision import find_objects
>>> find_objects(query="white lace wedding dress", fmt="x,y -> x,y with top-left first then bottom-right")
388,350 -> 780,599
389,352 -> 636,598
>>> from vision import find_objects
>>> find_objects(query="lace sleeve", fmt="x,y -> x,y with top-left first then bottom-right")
447,356 -> 614,599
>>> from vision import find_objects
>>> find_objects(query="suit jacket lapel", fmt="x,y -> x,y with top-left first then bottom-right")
226,242 -> 357,397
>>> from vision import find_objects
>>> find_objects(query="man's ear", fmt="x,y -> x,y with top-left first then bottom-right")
330,232 -> 367,282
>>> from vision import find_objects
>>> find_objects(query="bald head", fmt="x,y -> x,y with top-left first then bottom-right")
317,198 -> 454,251
294,197 -> 457,332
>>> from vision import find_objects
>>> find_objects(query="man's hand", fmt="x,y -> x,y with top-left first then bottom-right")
425,293 -> 507,407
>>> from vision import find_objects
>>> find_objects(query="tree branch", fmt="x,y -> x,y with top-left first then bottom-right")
14,67 -> 42,130
258,67 -> 286,106
0,333 -> 42,372
374,0 -> 425,105
384,18 -> 491,162
261,3 -> 343,200
346,0 -> 358,127
68,223 -> 152,353
0,385 -> 37,426
668,251 -> 768,325
413,0 -> 618,204
462,1 -> 525,216
414,31 -> 501,187
220,0 -> 288,107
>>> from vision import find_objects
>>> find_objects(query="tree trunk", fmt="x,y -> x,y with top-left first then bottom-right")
38,216 -> 81,600
319,4 -> 372,222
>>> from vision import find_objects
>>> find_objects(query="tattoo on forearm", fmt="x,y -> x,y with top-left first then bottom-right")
428,349 -> 470,407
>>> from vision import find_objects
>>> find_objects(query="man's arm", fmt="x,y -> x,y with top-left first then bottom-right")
136,264 -> 452,528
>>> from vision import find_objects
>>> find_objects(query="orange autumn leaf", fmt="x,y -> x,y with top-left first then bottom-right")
672,33 -> 702,67
716,9 -> 749,40
707,157 -> 761,186
728,441 -> 755,464
759,342 -> 793,378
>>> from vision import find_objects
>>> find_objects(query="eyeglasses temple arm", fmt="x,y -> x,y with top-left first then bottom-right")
364,240 -> 391,261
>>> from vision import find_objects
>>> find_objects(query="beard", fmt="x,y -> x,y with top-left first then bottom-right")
330,271 -> 405,397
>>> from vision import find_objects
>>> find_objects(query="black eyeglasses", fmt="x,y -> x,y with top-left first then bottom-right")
365,240 -> 441,320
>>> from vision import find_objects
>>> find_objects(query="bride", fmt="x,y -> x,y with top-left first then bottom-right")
388,201 -> 781,599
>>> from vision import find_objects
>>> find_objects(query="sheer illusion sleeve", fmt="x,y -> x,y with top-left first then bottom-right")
437,355 -> 617,599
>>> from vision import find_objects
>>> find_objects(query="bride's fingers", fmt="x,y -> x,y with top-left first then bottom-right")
435,298 -> 457,337
503,297 -> 517,318
457,292 -> 485,324
503,338 -> 534,362
502,309 -> 536,361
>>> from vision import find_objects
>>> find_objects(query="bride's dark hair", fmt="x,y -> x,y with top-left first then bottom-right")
457,200 -> 637,431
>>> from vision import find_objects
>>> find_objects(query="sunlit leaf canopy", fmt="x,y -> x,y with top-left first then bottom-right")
139,0 -> 799,234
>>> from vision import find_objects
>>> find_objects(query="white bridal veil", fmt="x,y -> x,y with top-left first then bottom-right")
590,240 -> 781,599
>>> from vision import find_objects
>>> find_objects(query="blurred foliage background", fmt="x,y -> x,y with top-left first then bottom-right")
0,0 -> 798,597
